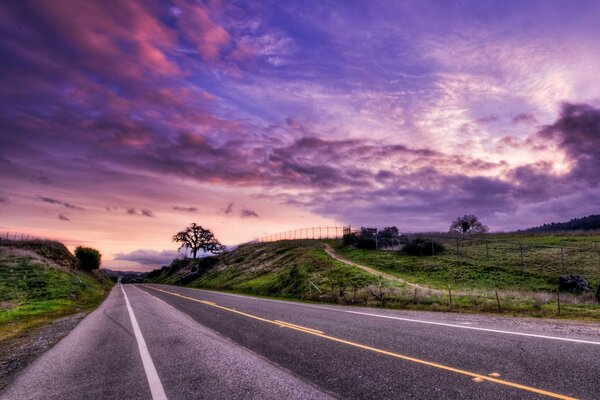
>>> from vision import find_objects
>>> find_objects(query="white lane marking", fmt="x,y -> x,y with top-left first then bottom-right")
150,285 -> 600,346
121,284 -> 168,400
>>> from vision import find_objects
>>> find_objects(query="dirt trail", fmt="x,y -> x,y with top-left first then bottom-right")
323,244 -> 439,292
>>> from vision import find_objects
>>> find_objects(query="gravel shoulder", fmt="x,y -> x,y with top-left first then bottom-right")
0,313 -> 86,393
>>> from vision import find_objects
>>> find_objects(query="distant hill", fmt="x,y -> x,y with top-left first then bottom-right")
524,215 -> 600,232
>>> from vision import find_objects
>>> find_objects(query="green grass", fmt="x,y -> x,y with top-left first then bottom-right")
187,241 -> 379,299
334,232 -> 600,291
151,235 -> 600,320
0,245 -> 111,341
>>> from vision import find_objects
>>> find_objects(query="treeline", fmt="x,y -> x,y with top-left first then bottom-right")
525,215 -> 600,233
343,227 -> 445,256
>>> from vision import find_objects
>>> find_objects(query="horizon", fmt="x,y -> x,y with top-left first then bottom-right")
1,0 -> 600,271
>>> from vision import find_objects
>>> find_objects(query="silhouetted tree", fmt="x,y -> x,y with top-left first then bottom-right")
449,215 -> 488,234
75,246 -> 101,270
172,223 -> 223,258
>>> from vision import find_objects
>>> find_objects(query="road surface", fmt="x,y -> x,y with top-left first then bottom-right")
2,284 -> 599,399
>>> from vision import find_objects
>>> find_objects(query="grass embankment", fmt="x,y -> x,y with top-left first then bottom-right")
152,235 -> 600,320
151,240 -> 393,301
0,241 -> 112,343
332,233 -> 600,319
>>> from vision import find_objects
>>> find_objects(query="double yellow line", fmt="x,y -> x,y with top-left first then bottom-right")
141,285 -> 578,400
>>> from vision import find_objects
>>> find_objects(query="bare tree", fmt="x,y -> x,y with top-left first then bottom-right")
172,223 -> 224,258
449,215 -> 488,234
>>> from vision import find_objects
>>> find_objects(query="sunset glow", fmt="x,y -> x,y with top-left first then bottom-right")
1,1 -> 599,270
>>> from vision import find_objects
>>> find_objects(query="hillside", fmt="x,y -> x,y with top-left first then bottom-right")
149,240 -> 395,303
0,239 -> 112,344
149,236 -> 600,320
524,214 -> 600,232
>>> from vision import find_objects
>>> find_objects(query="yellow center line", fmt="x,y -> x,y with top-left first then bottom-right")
273,320 -> 324,334
141,285 -> 578,400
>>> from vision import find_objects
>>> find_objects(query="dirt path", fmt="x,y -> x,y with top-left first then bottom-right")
323,244 -> 438,292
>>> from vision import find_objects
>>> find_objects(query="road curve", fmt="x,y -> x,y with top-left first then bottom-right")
3,283 -> 599,399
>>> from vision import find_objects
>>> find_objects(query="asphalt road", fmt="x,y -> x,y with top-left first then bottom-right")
3,284 -> 599,400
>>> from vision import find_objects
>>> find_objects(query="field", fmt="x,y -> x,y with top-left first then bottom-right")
152,233 -> 600,320
334,232 -> 600,291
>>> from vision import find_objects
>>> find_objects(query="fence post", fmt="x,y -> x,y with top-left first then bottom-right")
456,238 -> 460,263
485,240 -> 490,264
495,290 -> 502,313
448,287 -> 453,310
560,247 -> 565,273
520,244 -> 524,269
13,232 -> 17,240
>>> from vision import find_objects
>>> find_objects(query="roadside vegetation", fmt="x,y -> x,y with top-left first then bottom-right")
0,241 -> 112,343
148,218 -> 600,321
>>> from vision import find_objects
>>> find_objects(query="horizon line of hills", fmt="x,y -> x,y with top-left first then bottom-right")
521,214 -> 600,233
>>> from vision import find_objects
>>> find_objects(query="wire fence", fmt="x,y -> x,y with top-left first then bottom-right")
400,233 -> 600,280
258,226 -> 356,242
0,231 -> 46,241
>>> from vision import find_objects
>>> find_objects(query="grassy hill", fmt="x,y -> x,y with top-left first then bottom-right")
0,240 -> 112,343
150,236 -> 600,320
150,240 -> 388,302
523,214 -> 600,232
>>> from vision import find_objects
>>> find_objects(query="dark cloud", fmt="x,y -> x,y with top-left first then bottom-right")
173,206 -> 198,212
58,213 -> 70,221
0,196 -> 9,204
114,249 -> 180,266
240,208 -> 259,218
39,196 -> 84,210
512,112 -> 538,124
223,202 -> 234,214
141,209 -> 155,217
127,208 -> 136,215
539,103 -> 600,183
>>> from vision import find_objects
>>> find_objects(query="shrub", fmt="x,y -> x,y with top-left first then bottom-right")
401,237 -> 445,256
74,246 -> 101,270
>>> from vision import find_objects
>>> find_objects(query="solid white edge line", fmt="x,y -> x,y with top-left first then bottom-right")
121,284 -> 168,400
147,285 -> 600,346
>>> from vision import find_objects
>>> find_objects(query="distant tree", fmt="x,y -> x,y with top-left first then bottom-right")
172,223 -> 224,258
343,228 -> 377,249
75,246 -> 101,270
401,237 -> 445,256
449,215 -> 488,234
377,226 -> 401,248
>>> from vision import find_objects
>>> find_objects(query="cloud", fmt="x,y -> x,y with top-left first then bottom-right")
58,213 -> 70,221
0,196 -> 9,204
240,208 -> 259,218
127,208 -> 137,215
539,103 -> 600,183
141,209 -> 155,217
173,206 -> 198,212
39,196 -> 84,210
114,249 -> 180,266
512,112 -> 538,124
223,202 -> 234,214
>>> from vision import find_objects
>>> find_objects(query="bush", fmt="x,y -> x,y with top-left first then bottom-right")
75,246 -> 101,270
596,283 -> 600,303
401,237 -> 445,256
343,228 -> 377,249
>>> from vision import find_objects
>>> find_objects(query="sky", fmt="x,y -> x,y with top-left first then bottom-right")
1,0 -> 600,270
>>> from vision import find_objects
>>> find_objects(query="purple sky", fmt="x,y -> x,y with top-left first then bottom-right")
1,0 -> 600,270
